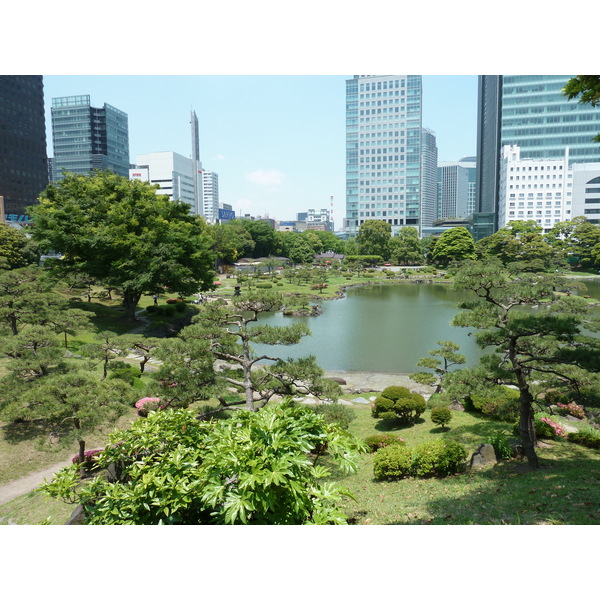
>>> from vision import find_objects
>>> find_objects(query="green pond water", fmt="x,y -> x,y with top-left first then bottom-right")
253,277 -> 600,374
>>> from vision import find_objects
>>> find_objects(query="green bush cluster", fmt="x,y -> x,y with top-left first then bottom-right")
371,386 -> 426,425
308,402 -> 356,430
108,363 -> 142,387
567,430 -> 600,450
255,282 -> 273,289
466,387 -> 520,422
364,433 -> 405,453
146,304 -> 178,317
373,438 -> 467,480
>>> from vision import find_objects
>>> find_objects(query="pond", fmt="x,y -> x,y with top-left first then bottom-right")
254,283 -> 480,373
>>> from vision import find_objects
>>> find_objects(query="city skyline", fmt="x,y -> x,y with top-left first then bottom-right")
41,75 -> 479,223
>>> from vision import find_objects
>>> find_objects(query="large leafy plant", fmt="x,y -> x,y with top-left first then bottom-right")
41,400 -> 366,524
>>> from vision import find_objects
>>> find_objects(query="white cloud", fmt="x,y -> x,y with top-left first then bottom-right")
245,168 -> 285,186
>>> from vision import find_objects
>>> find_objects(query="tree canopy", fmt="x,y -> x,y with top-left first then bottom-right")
28,171 -> 216,320
432,227 -> 476,266
356,220 -> 391,259
452,260 -> 600,467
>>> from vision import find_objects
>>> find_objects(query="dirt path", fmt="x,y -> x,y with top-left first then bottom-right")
0,460 -> 72,506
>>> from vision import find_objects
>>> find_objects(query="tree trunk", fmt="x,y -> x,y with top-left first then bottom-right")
123,292 -> 141,322
76,426 -> 86,478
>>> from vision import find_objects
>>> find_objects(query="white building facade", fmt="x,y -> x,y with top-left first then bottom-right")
420,128 -> 438,228
498,145 -> 572,233
200,170 -> 219,223
130,151 -> 199,214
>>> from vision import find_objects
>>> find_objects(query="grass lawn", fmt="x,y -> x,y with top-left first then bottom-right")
330,402 -> 600,525
0,490 -> 74,525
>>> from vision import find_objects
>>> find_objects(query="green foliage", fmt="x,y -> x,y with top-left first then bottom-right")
470,387 -> 520,422
373,439 -> 467,479
430,406 -> 452,429
364,433 -> 405,453
486,432 -> 514,460
29,171 -> 216,320
108,363 -> 142,387
255,282 -> 273,289
415,340 -> 465,393
563,76 -> 600,142
356,220 -> 391,259
308,402 -> 356,430
411,439 -> 467,478
149,291 -> 340,412
371,386 -> 426,425
432,227 -> 476,267
0,223 -> 40,269
40,401 -> 366,524
567,430 -> 600,450
372,443 -> 413,479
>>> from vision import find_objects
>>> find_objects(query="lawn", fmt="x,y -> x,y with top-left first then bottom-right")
330,402 -> 600,525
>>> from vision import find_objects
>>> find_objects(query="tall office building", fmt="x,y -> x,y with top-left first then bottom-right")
50,95 -> 129,181
0,75 -> 48,220
438,158 -> 476,220
130,152 -> 198,213
420,128 -> 438,228
345,75 -> 423,235
475,75 -> 600,232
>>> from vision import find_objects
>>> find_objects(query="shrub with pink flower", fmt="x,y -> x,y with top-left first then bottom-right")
540,416 -> 568,438
71,449 -> 103,470
135,397 -> 163,416
556,402 -> 585,420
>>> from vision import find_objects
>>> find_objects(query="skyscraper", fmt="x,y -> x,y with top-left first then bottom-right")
420,128 -> 438,228
50,95 -> 129,181
200,170 -> 219,223
475,75 -> 600,231
0,75 -> 48,220
438,158 -> 476,220
345,75 -> 423,235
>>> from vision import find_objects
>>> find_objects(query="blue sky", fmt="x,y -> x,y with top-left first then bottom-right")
42,74 -> 478,222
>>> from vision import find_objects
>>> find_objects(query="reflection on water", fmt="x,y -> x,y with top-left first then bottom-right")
253,283 -> 479,373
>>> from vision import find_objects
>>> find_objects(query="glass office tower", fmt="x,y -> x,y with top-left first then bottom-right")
0,75 -> 48,219
475,75 -> 600,235
51,95 -> 129,181
345,75 -> 423,234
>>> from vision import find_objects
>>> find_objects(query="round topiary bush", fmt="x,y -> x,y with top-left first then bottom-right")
371,386 -> 426,425
430,406 -> 452,429
470,387 -> 520,422
373,444 -> 413,479
256,282 -> 273,289
308,402 -> 356,430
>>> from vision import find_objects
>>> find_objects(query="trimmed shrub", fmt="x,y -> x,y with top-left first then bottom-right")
364,433 -> 405,453
373,444 -> 413,479
109,364 -> 142,386
166,298 -> 184,304
145,304 -> 158,314
308,402 -> 356,430
567,430 -> 600,450
412,439 -> 467,477
175,301 -> 186,313
430,406 -> 452,429
255,282 -> 273,289
371,386 -> 426,425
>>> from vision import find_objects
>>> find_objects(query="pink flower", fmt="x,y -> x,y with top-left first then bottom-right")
135,397 -> 162,410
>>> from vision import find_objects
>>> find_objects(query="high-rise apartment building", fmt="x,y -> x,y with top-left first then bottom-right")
130,152 -> 198,213
420,128 -> 438,228
345,75 -> 423,235
200,170 -> 219,223
50,95 -> 129,181
0,75 -> 48,220
476,75 -> 600,231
